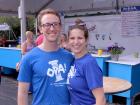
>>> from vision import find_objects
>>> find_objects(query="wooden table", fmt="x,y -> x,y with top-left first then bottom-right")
103,76 -> 132,94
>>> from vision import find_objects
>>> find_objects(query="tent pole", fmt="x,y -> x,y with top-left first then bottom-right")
35,18 -> 38,36
116,0 -> 120,13
20,0 -> 26,44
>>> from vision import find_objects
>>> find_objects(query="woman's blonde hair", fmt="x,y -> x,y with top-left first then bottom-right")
26,31 -> 33,38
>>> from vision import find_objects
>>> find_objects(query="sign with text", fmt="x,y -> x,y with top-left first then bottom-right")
121,6 -> 140,37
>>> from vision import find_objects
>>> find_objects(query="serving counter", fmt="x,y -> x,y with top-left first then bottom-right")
0,47 -> 21,73
92,54 -> 111,76
106,54 -> 140,105
0,48 -> 111,75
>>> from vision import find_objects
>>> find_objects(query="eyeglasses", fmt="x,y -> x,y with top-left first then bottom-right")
41,22 -> 60,29
69,24 -> 86,30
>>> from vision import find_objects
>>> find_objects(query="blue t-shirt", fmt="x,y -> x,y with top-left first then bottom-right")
67,53 -> 103,105
18,47 -> 74,105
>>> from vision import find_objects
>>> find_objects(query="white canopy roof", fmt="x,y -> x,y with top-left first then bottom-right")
0,0 -> 139,43
0,0 -> 140,16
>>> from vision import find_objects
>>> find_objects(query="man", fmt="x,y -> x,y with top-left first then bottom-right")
17,8 -> 73,105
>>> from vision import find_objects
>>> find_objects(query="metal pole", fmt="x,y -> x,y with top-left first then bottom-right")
35,18 -> 38,36
116,0 -> 119,13
20,0 -> 26,43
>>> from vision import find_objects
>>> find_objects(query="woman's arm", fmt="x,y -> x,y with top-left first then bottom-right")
92,87 -> 106,105
21,42 -> 27,55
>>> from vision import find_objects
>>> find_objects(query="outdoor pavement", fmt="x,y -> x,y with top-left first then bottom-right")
0,75 -> 124,105
1,74 -> 139,105
0,75 -> 32,105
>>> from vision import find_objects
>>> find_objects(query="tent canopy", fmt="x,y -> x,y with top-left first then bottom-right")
0,0 -> 139,43
0,23 -> 17,40
0,0 -> 55,16
0,0 -> 140,16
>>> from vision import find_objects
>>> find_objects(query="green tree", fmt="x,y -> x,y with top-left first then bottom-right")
26,16 -> 35,32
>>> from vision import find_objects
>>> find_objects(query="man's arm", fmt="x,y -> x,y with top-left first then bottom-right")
92,87 -> 106,105
17,82 -> 30,105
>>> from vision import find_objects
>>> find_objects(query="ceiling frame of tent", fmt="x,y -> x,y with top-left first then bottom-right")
0,0 -> 55,16
58,0 -> 120,15
0,10 -> 17,15
62,7 -> 117,14
35,0 -> 55,16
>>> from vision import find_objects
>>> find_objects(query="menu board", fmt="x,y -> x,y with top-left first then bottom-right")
121,6 -> 140,37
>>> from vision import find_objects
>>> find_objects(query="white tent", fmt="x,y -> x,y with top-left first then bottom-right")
0,23 -> 10,31
0,0 -> 140,15
0,23 -> 17,40
0,0 -> 139,42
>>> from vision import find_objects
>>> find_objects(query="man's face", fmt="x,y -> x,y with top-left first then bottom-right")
40,14 -> 61,42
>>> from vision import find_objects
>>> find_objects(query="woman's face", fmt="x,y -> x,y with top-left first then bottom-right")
68,28 -> 87,56
60,35 -> 66,43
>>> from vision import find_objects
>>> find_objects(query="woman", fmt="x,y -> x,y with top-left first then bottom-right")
16,31 -> 35,71
59,33 -> 70,51
67,20 -> 106,105
21,31 -> 35,55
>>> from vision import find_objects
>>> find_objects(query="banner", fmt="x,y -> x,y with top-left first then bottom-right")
121,6 -> 140,37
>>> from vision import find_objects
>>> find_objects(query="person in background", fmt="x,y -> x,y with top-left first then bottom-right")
35,29 -> 44,46
16,31 -> 35,72
2,35 -> 6,47
67,19 -> 106,105
59,33 -> 70,51
17,8 -> 73,105
0,36 -> 3,47
21,31 -> 35,55
0,35 -> 6,47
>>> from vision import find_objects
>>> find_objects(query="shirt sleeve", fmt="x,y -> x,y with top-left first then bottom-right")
84,58 -> 103,90
17,55 -> 32,83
